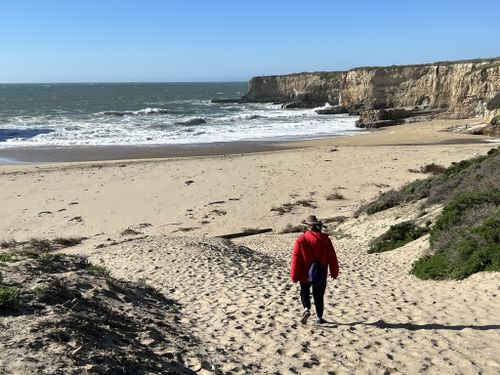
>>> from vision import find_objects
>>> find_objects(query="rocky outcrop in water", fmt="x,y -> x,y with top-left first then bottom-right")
243,58 -> 500,127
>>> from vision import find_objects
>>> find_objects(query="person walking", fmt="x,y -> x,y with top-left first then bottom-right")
290,215 -> 339,324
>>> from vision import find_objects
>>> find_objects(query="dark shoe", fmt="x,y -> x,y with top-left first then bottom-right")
316,317 -> 326,325
301,308 -> 311,324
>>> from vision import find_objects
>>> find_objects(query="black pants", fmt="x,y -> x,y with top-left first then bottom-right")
300,281 -> 327,318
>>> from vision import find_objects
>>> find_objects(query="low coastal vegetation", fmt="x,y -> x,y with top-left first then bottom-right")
351,57 -> 500,71
356,147 -> 500,216
409,163 -> 446,175
0,270 -> 20,309
271,198 -> 317,215
359,147 -> 500,279
0,237 -> 84,262
412,189 -> 500,279
368,221 -> 429,254
280,223 -> 306,234
0,284 -> 20,309
0,239 -> 208,373
120,228 -> 142,236
326,191 -> 346,200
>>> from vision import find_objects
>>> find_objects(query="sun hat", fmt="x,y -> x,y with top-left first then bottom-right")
305,215 -> 322,226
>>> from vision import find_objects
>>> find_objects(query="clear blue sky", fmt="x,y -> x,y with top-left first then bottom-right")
1,0 -> 499,82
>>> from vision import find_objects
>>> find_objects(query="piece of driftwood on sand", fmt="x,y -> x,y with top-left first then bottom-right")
217,228 -> 273,239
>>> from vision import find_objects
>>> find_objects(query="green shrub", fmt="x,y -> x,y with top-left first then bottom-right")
429,188 -> 500,247
27,238 -> 54,252
402,178 -> 432,200
86,264 -> 110,277
0,287 -> 20,309
442,149 -> 495,178
412,210 -> 500,279
52,237 -> 84,247
412,189 -> 500,279
358,189 -> 406,216
0,253 -> 15,263
368,221 -> 429,253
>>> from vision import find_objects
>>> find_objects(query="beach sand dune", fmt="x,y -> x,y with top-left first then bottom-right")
90,203 -> 500,374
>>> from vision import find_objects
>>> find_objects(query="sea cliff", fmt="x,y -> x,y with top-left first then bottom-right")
243,58 -> 500,128
243,72 -> 342,108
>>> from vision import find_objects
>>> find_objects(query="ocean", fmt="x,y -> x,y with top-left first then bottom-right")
0,82 -> 359,147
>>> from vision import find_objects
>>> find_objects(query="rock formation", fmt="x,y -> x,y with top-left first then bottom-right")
242,72 -> 342,107
242,58 -> 500,128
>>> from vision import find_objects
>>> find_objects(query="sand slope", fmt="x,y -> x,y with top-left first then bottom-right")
90,204 -> 500,374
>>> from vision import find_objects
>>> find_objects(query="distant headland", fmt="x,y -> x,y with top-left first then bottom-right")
237,57 -> 499,131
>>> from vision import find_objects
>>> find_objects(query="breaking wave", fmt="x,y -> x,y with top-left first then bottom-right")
0,83 -> 362,148
174,118 -> 207,126
95,108 -> 173,116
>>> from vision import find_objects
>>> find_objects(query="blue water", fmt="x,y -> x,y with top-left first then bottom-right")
0,82 -> 359,147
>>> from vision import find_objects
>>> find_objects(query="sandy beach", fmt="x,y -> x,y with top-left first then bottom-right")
1,118 -> 500,374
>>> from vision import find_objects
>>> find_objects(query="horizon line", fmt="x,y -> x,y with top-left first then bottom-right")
0,80 -> 250,85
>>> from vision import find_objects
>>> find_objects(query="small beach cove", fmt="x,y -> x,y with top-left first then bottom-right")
1,118 -> 499,374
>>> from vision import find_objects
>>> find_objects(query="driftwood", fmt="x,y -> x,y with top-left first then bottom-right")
217,228 -> 273,240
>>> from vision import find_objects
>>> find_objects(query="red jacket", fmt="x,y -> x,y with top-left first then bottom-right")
290,231 -> 339,283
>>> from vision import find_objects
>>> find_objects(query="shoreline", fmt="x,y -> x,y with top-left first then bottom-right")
0,119 -> 497,164
0,141 -> 290,164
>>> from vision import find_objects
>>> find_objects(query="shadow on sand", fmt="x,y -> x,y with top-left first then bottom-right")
321,320 -> 500,331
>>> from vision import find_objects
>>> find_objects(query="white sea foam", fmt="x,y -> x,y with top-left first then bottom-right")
0,102 -> 360,148
94,107 -> 173,116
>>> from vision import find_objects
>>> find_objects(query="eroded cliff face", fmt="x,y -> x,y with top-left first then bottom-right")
340,60 -> 500,118
244,72 -> 342,105
244,58 -> 500,120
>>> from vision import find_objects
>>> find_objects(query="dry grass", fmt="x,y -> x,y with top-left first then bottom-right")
270,203 -> 295,215
296,199 -> 317,208
0,254 -> 206,372
271,199 -> 317,215
0,237 -> 85,260
121,228 -> 142,236
280,224 -> 306,233
324,227 -> 352,240
323,216 -> 349,224
326,191 -> 345,200
0,240 -> 18,249
52,237 -> 85,247
420,163 -> 446,175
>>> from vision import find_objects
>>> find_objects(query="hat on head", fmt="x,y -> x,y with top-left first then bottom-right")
305,215 -> 322,226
